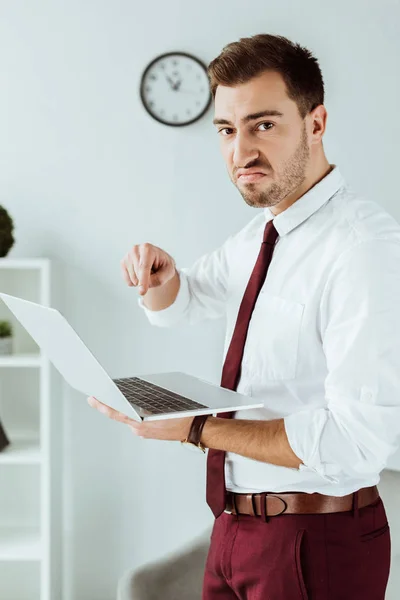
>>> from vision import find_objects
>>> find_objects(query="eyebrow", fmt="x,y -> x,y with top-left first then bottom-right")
213,109 -> 284,127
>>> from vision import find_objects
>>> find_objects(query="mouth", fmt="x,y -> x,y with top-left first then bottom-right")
237,173 -> 266,184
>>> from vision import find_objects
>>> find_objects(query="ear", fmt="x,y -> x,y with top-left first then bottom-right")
310,105 -> 328,142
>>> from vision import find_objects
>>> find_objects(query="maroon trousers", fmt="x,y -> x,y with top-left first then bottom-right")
202,495 -> 391,599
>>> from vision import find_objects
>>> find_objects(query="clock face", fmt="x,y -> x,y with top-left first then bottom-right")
140,52 -> 212,127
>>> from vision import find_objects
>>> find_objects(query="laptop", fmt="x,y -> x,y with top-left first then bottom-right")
0,293 -> 263,422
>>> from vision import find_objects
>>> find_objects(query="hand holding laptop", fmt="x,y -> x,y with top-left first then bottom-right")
87,395 -> 194,441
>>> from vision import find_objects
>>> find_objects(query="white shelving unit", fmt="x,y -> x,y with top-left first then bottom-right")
0,259 -> 62,600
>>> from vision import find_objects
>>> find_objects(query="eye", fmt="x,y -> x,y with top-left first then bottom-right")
217,122 -> 274,136
218,128 -> 234,136
257,122 -> 274,131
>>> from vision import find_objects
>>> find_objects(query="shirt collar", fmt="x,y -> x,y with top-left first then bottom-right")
264,164 -> 345,237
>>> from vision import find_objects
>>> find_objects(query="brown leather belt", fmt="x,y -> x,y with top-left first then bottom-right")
225,485 -> 379,517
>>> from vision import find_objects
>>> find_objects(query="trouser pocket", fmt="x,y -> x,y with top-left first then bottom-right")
360,522 -> 389,542
294,529 -> 309,600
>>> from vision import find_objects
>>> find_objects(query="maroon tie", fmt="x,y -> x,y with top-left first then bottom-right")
206,219 -> 279,518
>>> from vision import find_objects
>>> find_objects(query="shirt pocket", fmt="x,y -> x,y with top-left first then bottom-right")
245,292 -> 305,381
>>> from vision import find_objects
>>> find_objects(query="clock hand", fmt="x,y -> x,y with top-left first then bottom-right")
165,75 -> 177,90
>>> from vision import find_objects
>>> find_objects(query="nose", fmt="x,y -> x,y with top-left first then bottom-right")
232,132 -> 260,171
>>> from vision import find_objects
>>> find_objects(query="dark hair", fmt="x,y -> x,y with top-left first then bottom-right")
208,34 -> 324,119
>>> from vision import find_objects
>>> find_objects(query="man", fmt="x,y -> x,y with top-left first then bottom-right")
88,34 -> 400,598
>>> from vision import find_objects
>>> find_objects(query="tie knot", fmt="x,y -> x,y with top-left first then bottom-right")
263,220 -> 279,245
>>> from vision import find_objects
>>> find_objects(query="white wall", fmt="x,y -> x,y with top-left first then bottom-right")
1,0 -> 400,598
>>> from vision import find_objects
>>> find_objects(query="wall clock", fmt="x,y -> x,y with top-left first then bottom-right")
140,51 -> 212,127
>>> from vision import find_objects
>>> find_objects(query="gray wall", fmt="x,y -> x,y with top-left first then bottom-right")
1,0 -> 399,598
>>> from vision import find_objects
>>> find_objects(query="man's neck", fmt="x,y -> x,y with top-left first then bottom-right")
270,158 -> 332,216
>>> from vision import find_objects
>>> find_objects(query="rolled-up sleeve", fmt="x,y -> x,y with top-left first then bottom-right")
138,235 -> 234,327
284,239 -> 400,482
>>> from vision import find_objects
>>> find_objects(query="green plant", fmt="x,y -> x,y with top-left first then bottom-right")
0,320 -> 12,338
0,205 -> 15,257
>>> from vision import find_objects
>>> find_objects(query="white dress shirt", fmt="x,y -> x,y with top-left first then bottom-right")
139,165 -> 400,496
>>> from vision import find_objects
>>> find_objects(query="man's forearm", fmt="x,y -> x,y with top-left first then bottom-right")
142,269 -> 181,311
201,416 -> 303,469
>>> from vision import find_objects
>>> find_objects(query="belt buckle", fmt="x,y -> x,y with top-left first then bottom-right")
224,492 -> 237,515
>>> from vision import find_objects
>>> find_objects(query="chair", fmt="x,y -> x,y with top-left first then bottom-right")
117,528 -> 211,600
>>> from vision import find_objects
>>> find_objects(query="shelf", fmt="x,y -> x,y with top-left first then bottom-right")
0,353 -> 42,368
0,439 -> 41,465
0,256 -> 59,599
0,527 -> 41,561
0,259 -> 49,270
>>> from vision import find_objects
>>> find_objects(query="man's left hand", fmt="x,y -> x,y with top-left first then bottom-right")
87,396 -> 194,441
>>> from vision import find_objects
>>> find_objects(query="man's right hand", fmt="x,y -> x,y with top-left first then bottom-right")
120,243 -> 177,296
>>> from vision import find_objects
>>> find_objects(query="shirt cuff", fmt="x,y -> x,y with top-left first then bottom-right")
137,268 -> 190,327
284,409 -> 340,483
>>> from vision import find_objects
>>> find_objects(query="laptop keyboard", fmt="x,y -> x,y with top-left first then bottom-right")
113,377 -> 209,414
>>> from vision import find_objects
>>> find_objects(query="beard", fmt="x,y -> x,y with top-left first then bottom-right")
235,123 -> 310,209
